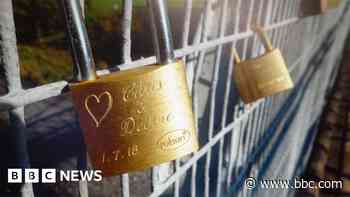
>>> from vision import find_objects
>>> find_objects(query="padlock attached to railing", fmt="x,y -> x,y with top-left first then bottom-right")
233,25 -> 294,104
300,0 -> 342,16
62,0 -> 198,176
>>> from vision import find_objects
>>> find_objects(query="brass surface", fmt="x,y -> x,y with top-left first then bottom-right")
234,49 -> 294,103
327,0 -> 342,8
300,0 -> 342,16
71,61 -> 198,176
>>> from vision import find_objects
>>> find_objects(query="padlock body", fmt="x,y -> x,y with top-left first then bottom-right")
70,61 -> 198,176
234,49 -> 293,103
327,0 -> 342,8
300,0 -> 342,16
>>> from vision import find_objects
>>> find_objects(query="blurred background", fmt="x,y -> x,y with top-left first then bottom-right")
8,0 -> 202,88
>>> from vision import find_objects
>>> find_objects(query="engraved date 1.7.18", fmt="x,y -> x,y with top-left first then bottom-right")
101,144 -> 139,164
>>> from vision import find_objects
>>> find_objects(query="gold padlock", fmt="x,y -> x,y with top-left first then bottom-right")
233,25 -> 294,104
327,0 -> 342,9
62,0 -> 198,176
300,0 -> 342,16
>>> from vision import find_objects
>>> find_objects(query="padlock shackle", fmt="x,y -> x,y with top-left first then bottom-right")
251,25 -> 274,52
147,0 -> 176,65
61,0 -> 96,81
232,48 -> 241,64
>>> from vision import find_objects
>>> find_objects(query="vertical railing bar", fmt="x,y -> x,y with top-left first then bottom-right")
78,0 -> 89,195
290,0 -> 299,52
269,0 -> 279,50
122,0 -> 133,63
256,0 -> 274,154
241,0 -> 255,60
280,0 -> 291,54
226,104 -> 241,188
188,13 -> 204,197
191,0 -> 213,121
232,103 -> 245,180
120,0 -> 133,196
247,0 -> 265,159
248,104 -> 263,197
272,0 -> 281,23
292,0 -> 299,18
267,96 -> 275,132
234,104 -> 248,177
288,0 -> 299,59
259,98 -> 271,148
238,116 -> 250,197
233,2 -> 255,195
252,0 -> 264,57
181,0 -> 193,52
276,0 -> 286,50
0,1 -> 34,197
281,0 -> 289,22
281,0 -> 294,54
191,0 -> 212,197
247,108 -> 258,179
255,100 -> 266,145
215,0 -> 241,195
205,0 -> 229,196
152,167 -> 159,192
174,1 -> 193,196
190,22 -> 202,197
238,110 -> 251,196
191,0 -> 214,196
220,45 -> 235,191
251,102 -> 265,180
265,98 -> 273,130
186,12 -> 203,93
261,99 -> 269,137
242,1 -> 262,192
225,0 -> 243,189
264,0 -> 273,26
271,0 -> 283,45
243,108 -> 254,166
248,104 -> 260,155
62,0 -> 92,195
258,0 -> 273,54
290,0 -> 296,18
255,0 -> 273,147
276,0 -> 288,50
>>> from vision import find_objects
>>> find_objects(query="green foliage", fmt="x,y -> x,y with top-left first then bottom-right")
19,45 -> 73,84
86,0 -> 202,19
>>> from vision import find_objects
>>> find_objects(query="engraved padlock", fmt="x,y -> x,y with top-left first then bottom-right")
62,0 -> 198,176
327,0 -> 342,9
233,25 -> 294,104
300,0 -> 342,16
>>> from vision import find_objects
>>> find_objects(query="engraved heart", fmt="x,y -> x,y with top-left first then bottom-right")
84,91 -> 113,128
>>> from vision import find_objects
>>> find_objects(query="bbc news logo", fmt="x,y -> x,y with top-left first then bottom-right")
8,169 -> 102,183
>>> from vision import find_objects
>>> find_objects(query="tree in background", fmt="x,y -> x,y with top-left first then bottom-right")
14,0 -> 63,44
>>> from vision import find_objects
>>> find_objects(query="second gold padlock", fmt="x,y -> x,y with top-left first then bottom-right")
233,25 -> 294,104
300,0 -> 342,16
62,0 -> 198,176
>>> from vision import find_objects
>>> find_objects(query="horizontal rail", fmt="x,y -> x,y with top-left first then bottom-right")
0,17 -> 298,112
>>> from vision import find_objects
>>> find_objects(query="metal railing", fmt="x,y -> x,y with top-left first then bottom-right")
1,0 -> 350,197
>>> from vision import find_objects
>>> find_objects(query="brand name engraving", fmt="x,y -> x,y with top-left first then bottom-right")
157,130 -> 191,151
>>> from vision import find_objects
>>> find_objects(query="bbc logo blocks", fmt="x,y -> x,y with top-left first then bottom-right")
8,169 -> 56,183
